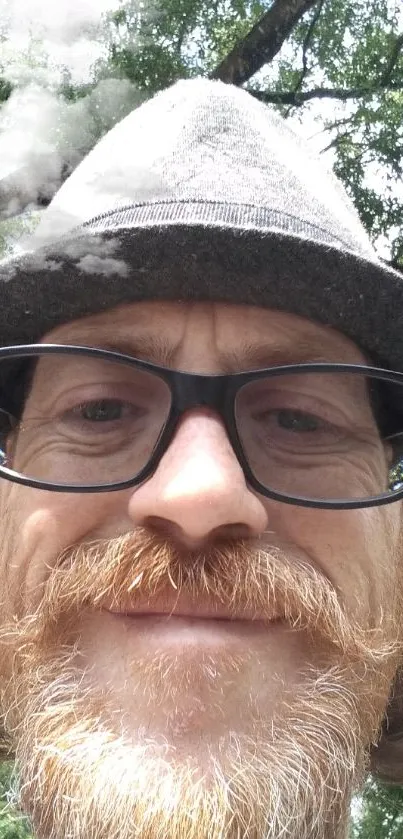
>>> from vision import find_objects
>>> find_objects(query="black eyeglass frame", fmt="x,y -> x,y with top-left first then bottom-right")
1,343 -> 403,510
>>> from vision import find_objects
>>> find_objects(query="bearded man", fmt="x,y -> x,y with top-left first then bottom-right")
0,77 -> 403,839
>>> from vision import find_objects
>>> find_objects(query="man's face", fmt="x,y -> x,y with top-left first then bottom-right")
0,300 -> 402,839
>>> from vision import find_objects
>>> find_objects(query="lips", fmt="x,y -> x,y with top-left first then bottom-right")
110,610 -> 239,621
104,598 -> 279,623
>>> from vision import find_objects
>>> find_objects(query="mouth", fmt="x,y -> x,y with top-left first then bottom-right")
111,611 -> 236,620
104,600 -> 279,623
103,602 -> 284,635
104,610 -> 283,650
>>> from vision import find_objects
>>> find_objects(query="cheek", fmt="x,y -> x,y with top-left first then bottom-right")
268,500 -> 403,626
0,484 -> 134,617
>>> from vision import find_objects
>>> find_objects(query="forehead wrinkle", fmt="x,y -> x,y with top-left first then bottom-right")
47,332 -> 334,370
43,315 -> 366,371
99,334 -> 360,372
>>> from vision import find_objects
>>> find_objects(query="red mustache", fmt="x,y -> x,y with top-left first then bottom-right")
22,527 -> 396,664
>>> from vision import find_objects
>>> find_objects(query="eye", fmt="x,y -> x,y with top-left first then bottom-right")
64,399 -> 147,426
274,409 -> 324,433
251,406 -> 344,450
76,400 -> 129,423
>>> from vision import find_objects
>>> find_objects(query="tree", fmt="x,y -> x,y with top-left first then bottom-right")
0,0 -> 401,266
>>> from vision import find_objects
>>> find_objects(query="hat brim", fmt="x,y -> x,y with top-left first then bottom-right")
0,216 -> 402,370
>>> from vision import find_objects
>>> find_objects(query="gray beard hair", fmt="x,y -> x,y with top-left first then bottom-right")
6,652 -> 372,839
3,530 -> 401,839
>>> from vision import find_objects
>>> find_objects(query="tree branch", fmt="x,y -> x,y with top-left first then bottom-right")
320,128 -> 353,155
248,79 -> 403,106
320,115 -> 356,133
174,13 -> 190,57
310,115 -> 355,153
292,0 -> 325,96
380,31 -> 403,86
250,27 -> 403,107
284,0 -> 325,116
210,0 -> 320,86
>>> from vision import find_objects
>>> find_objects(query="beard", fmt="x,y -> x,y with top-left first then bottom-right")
1,529 -> 402,839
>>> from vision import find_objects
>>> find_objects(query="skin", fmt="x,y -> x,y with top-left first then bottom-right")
0,300 -> 402,752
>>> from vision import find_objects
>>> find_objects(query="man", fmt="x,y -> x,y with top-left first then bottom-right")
0,76 -> 403,839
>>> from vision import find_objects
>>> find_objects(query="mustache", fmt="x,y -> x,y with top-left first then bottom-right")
13,528 -> 400,662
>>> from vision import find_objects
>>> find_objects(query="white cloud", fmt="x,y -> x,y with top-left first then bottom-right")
0,78 -> 144,220
78,254 -> 130,276
0,0 -> 114,48
0,0 -> 117,87
0,0 -> 151,225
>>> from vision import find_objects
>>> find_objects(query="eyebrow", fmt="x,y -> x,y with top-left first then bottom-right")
219,340 -> 350,371
55,332 -> 353,371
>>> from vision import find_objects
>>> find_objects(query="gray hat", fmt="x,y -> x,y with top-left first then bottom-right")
0,76 -> 402,370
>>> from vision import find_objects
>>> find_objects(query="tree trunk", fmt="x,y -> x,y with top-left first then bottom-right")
210,0 -> 320,86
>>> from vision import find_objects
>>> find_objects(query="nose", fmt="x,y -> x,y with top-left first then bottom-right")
127,410 -> 269,548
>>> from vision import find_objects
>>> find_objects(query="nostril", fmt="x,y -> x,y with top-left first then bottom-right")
143,515 -> 177,540
142,517 -> 212,551
143,517 -> 255,552
210,522 -> 254,543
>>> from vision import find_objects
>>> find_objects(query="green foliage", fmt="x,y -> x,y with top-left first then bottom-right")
0,77 -> 12,104
262,0 -> 403,262
0,763 -> 31,839
100,0 -> 267,82
276,0 -> 402,91
109,40 -> 189,89
351,780 -> 403,839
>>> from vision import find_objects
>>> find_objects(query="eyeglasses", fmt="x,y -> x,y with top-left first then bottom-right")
0,344 -> 403,509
